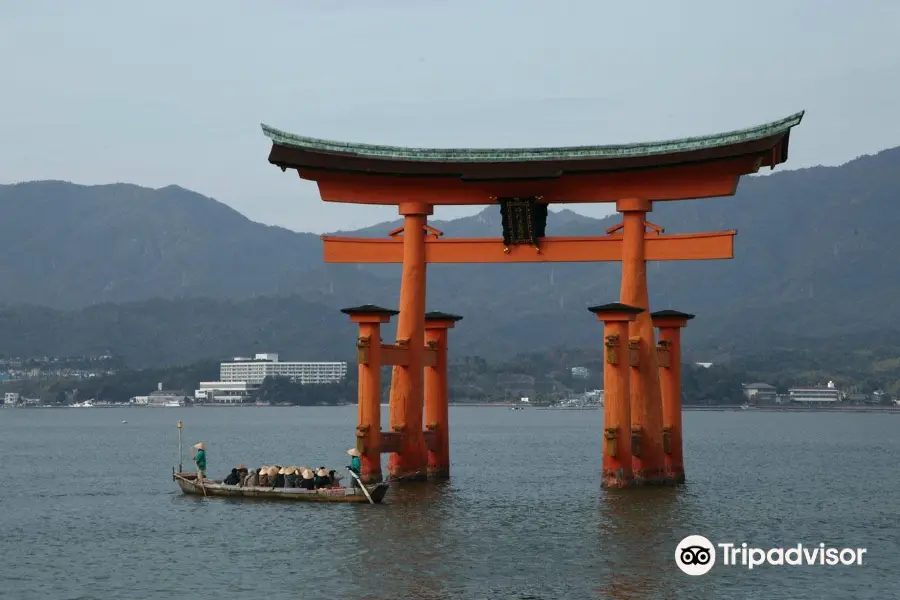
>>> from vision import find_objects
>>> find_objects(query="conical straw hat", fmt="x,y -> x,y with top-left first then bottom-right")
278,467 -> 288,475
347,448 -> 360,457
302,469 -> 314,479
267,466 -> 279,477
193,442 -> 205,450
316,468 -> 327,477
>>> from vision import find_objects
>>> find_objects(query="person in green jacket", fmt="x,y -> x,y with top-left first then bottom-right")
193,442 -> 207,479
347,448 -> 361,487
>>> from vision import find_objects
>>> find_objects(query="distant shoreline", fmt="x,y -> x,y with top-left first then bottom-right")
5,403 -> 900,414
683,405 -> 900,413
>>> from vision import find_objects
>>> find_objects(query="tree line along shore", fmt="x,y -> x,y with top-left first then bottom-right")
3,336 -> 900,407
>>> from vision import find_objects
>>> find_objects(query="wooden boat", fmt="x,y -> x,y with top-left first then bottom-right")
172,471 -> 389,504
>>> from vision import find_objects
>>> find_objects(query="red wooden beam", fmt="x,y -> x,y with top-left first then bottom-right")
322,232 -> 736,264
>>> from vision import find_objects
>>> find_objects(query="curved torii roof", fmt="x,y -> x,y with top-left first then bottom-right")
261,111 -> 804,180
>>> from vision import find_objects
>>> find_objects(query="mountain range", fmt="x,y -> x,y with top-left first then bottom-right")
2,145 -> 899,368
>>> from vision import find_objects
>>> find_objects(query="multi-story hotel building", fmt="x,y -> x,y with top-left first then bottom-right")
788,381 -> 842,404
219,353 -> 347,385
195,353 -> 348,404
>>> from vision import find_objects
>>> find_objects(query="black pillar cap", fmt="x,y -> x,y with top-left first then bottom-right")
340,304 -> 399,316
587,302 -> 644,315
425,311 -> 464,322
650,309 -> 696,320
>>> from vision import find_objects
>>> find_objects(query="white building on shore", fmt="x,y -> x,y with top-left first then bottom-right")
220,353 -> 347,385
195,381 -> 256,404
195,353 -> 348,404
742,382 -> 777,404
130,383 -> 189,406
788,381 -> 842,404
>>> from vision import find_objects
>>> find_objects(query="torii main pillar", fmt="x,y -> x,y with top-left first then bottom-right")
387,201 -> 432,481
617,198 -> 668,485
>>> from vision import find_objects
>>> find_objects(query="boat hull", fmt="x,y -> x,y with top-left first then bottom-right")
173,472 -> 388,503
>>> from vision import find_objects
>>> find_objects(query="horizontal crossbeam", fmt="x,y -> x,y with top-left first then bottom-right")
379,430 -> 438,454
323,232 -> 736,264
357,343 -> 438,367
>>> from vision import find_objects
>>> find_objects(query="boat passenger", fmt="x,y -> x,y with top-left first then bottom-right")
267,466 -> 281,488
347,448 -> 361,488
299,469 -> 315,490
223,468 -> 241,485
193,442 -> 207,480
258,466 -> 270,487
314,468 -> 330,488
236,464 -> 248,482
243,468 -> 259,487
284,467 -> 298,488
330,470 -> 343,487
273,467 -> 287,488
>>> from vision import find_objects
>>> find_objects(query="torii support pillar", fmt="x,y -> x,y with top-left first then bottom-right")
424,311 -> 463,479
341,304 -> 399,484
617,197 -> 669,485
388,201 -> 433,481
588,303 -> 643,488
652,309 -> 695,485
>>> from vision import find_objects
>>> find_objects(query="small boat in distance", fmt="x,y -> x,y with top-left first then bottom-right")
172,471 -> 389,504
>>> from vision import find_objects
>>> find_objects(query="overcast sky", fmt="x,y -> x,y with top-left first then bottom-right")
2,0 -> 899,233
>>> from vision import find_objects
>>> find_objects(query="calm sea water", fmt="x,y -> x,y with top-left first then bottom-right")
0,406 -> 897,599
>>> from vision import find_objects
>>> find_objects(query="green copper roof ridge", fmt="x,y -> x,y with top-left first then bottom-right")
260,110 -> 804,163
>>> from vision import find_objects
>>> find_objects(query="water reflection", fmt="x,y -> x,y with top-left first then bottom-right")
596,487 -> 683,600
346,481 -> 456,600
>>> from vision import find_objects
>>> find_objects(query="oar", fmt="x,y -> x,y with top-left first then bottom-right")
347,469 -> 374,504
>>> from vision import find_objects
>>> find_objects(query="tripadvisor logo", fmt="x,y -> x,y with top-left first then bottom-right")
676,535 -> 716,575
675,535 -> 867,575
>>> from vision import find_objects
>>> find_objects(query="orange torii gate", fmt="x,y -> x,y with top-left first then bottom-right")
261,111 -> 803,486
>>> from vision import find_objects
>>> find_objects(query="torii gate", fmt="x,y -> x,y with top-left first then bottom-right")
261,111 -> 803,487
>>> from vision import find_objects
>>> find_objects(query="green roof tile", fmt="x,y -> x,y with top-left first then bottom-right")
260,111 -> 803,163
